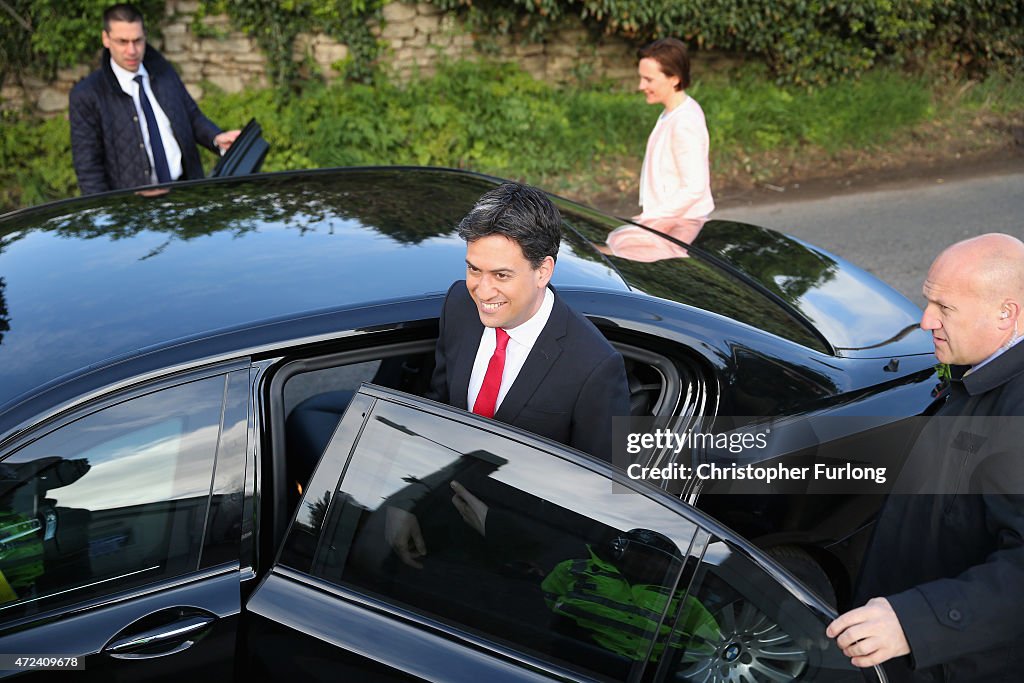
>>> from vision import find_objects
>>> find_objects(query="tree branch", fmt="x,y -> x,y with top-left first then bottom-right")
0,1 -> 31,32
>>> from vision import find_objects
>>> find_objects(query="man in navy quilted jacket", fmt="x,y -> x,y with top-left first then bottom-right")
69,3 -> 240,195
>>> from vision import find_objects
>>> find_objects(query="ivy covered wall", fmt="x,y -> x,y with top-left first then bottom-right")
2,0 -> 1021,115
1,0 -> 638,115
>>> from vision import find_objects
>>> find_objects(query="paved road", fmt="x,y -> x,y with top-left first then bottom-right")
713,171 -> 1024,305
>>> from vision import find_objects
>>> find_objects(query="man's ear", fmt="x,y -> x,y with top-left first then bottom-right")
102,30 -> 110,49
998,300 -> 1020,330
536,255 -> 555,288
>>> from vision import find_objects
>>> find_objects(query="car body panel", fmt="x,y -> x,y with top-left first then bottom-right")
246,569 -> 560,682
0,169 -> 625,412
691,222 -> 927,358
554,200 -> 932,359
0,566 -> 240,681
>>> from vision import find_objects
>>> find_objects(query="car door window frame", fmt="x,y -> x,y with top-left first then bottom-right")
278,384 -> 710,681
263,329 -> 721,546
274,384 -> 884,682
0,360 -> 247,631
264,337 -> 439,549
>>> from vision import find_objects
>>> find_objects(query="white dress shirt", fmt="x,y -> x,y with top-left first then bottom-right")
109,60 -> 183,183
467,287 -> 555,412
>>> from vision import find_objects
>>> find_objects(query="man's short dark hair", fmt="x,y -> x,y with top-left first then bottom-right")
637,38 -> 690,91
457,182 -> 562,268
103,3 -> 145,32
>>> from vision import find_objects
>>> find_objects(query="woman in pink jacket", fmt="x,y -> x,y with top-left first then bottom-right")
631,39 -> 714,247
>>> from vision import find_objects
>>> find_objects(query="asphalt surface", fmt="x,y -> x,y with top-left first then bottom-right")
712,170 -> 1024,306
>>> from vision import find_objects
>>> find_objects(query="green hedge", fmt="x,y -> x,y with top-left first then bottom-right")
431,0 -> 1024,85
0,0 -> 165,87
197,60 -> 649,178
3,1 -> 1022,90
0,0 -> 378,90
0,111 -> 76,211
2,59 -> 968,214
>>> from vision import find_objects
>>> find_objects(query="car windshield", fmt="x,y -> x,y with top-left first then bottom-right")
556,202 -> 829,353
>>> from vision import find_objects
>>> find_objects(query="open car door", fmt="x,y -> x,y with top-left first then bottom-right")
245,384 -> 886,682
209,118 -> 269,178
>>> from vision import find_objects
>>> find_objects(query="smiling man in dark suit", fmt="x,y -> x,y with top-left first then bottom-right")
428,182 -> 631,462
382,182 -> 630,568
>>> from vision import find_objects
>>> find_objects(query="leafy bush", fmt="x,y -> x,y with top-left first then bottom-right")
697,67 -> 933,154
429,0 -> 1024,85
5,0 -> 1021,90
0,112 -> 76,211
0,59 -> 1005,215
0,0 -> 164,88
198,59 -> 651,181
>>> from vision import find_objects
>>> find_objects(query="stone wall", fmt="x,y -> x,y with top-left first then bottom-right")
0,0 -> 712,116
375,2 -> 637,84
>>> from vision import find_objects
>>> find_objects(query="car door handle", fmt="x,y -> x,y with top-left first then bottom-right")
105,614 -> 216,659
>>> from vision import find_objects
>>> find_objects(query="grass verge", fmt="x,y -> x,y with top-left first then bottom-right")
2,61 -> 1021,215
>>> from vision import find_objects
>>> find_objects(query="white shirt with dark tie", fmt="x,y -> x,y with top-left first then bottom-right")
109,60 -> 183,183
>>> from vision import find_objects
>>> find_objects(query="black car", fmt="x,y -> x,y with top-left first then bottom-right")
0,168 -> 938,681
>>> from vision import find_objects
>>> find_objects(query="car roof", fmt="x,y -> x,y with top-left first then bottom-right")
0,168 -> 631,410
0,166 -> 929,415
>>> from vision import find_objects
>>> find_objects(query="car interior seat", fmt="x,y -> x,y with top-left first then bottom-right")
285,389 -> 356,510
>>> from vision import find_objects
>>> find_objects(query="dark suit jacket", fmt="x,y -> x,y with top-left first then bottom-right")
855,340 -> 1024,681
428,281 -> 630,463
69,47 -> 222,195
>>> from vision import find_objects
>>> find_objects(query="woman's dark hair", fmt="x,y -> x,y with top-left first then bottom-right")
457,182 -> 562,268
637,38 -> 690,91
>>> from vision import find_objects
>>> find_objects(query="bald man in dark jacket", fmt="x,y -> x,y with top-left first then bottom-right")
828,233 -> 1024,682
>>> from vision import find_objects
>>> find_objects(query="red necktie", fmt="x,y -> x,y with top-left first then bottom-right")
472,328 -> 510,418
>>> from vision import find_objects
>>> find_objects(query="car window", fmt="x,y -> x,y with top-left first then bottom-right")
556,206 -> 829,353
0,376 -> 225,622
277,344 -> 436,515
284,359 -> 384,416
285,398 -> 711,681
660,540 -> 871,682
